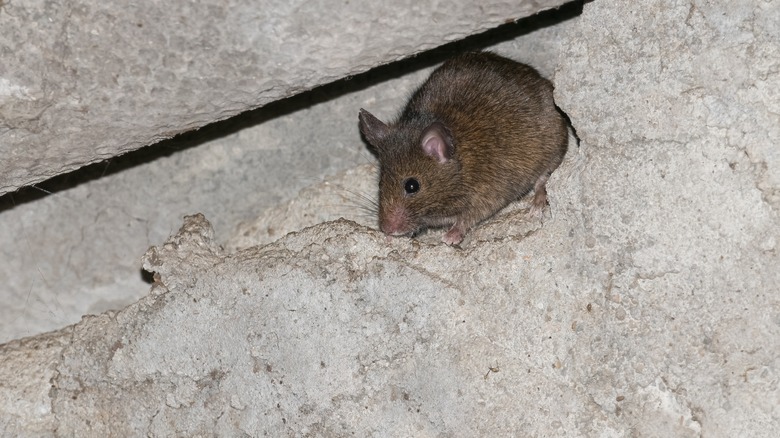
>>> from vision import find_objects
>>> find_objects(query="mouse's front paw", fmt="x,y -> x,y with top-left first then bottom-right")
442,225 -> 465,245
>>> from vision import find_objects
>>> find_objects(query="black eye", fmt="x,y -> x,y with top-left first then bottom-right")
404,178 -> 420,195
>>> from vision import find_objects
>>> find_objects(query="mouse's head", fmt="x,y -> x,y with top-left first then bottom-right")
359,109 -> 465,237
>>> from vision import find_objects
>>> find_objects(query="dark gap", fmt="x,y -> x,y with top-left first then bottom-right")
140,268 -> 155,284
0,1 -> 582,215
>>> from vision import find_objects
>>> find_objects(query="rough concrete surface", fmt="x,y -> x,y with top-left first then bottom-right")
0,0 -> 567,195
551,0 -> 780,435
0,61 -> 435,344
0,3 -> 575,345
1,0 -> 779,436
75,213 -> 580,436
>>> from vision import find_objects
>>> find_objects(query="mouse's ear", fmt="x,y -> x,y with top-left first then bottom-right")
359,109 -> 390,148
421,122 -> 454,164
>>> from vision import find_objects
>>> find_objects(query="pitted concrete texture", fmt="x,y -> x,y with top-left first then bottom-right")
0,0 -> 567,195
38,213 -> 592,436
0,331 -> 69,435
552,0 -> 780,435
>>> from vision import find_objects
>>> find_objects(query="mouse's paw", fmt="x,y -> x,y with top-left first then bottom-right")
442,225 -> 465,245
529,181 -> 550,219
528,202 -> 547,219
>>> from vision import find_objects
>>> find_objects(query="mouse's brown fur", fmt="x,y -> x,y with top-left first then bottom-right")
359,51 -> 568,245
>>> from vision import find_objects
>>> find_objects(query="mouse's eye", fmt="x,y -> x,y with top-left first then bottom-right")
404,178 -> 420,195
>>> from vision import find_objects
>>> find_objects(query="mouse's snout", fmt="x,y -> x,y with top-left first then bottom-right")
379,205 -> 414,236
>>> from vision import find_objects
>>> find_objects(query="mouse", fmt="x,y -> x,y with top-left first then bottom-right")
359,51 -> 569,245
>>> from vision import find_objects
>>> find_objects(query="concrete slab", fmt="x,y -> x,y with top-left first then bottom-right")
0,0 -> 568,195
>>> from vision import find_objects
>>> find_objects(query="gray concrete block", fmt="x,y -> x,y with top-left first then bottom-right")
553,0 -> 780,435
0,0 -> 567,195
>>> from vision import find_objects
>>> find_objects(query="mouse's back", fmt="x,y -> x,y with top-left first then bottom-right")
401,52 -> 566,190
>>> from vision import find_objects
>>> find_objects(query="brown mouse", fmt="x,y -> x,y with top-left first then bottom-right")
359,51 -> 568,245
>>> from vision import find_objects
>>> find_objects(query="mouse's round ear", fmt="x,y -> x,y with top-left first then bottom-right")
421,122 -> 454,164
359,109 -> 390,149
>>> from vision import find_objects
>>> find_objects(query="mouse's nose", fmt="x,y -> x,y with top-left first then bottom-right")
380,205 -> 413,236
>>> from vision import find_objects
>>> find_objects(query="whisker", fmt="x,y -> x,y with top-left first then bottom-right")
320,203 -> 377,220
332,185 -> 378,215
